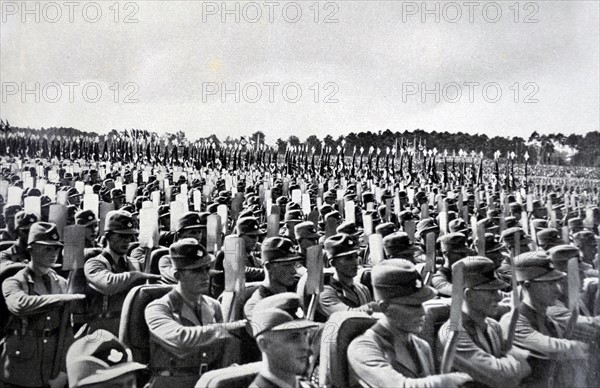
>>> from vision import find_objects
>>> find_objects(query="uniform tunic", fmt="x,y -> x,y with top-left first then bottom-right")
1,266 -> 73,387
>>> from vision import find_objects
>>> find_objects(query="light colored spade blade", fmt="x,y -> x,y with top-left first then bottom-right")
267,214 -> 280,238
344,200 -> 356,224
83,193 -> 99,218
363,213 -> 373,237
404,220 -> 416,243
57,190 -> 69,205
441,260 -> 465,373
24,196 -> 41,221
44,183 -> 56,202
231,193 -> 244,221
206,214 -> 222,253
385,198 -> 393,223
139,208 -> 159,249
217,204 -> 228,234
222,236 -> 246,321
175,194 -> 189,212
439,211 -> 448,236
125,183 -> 137,204
305,245 -> 324,295
169,201 -> 185,232
98,202 -> 114,236
423,232 -> 436,285
0,180 -> 9,200
476,222 -> 486,256
565,257 -> 580,337
302,193 -> 311,217
75,181 -> 85,195
193,190 -> 202,212
62,225 -> 86,271
420,203 -> 429,219
292,189 -> 302,206
7,186 -> 23,205
49,204 -> 68,239
325,216 -> 338,238
369,234 -> 385,265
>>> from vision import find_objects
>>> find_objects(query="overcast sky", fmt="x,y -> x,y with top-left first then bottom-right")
1,1 -> 598,143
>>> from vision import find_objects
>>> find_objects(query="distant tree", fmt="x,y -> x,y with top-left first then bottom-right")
306,135 -> 321,154
287,135 -> 300,147
251,131 -> 266,145
276,138 -> 287,153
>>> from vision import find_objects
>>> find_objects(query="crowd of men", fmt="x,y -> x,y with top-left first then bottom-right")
0,139 -> 599,388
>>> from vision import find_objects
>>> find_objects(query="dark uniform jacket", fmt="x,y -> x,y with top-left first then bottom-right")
0,241 -> 29,266
1,266 -> 73,387
317,277 -> 372,319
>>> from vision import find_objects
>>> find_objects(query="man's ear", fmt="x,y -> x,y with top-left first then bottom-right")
173,270 -> 181,281
522,280 -> 531,289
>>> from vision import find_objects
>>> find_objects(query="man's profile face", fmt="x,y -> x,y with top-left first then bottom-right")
178,266 -> 211,296
466,288 -> 501,317
107,232 -> 137,256
381,300 -> 425,334
260,328 -> 313,376
528,279 -> 561,307
268,261 -> 298,287
332,253 -> 359,278
29,243 -> 61,269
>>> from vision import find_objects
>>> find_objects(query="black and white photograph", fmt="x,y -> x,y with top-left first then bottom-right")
0,1 -> 599,387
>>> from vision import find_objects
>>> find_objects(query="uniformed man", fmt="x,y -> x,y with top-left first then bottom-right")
244,237 -> 303,321
84,210 -> 159,335
1,222 -> 85,388
317,233 -> 376,319
438,256 -> 531,387
294,221 -> 320,260
499,250 -> 590,388
145,238 -> 243,388
573,231 -> 599,276
66,329 -> 146,388
431,232 -> 476,297
166,211 -> 209,277
111,188 -> 126,210
348,259 -> 473,387
280,210 -> 304,243
0,211 -> 37,265
383,231 -> 420,262
0,204 -> 22,242
249,293 -> 319,388
536,228 -> 563,251
75,209 -> 100,249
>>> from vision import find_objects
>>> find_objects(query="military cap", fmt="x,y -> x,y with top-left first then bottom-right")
380,189 -> 392,201
372,259 -> 436,304
383,232 -> 418,257
547,245 -> 580,272
110,188 -> 125,200
66,329 -> 146,388
262,237 -> 302,264
104,210 -> 138,235
532,200 -> 544,209
286,201 -> 302,212
483,233 -> 505,253
66,187 -> 82,198
415,191 -> 427,202
324,190 -> 337,200
324,233 -> 360,259
324,210 -> 342,223
501,227 -> 531,246
459,256 -> 508,290
177,211 -> 205,232
295,221 -> 320,240
573,230 -> 596,244
513,250 -> 564,282
478,218 -> 500,234
487,209 -> 500,220
504,216 -> 519,229
448,219 -> 469,234
344,191 -> 357,201
375,222 -> 397,238
236,217 -> 266,236
238,208 -> 256,219
416,218 -> 439,239
567,218 -> 585,230
250,293 -> 318,338
40,195 -> 52,208
398,210 -> 414,223
158,205 -> 170,219
337,221 -> 362,237
537,228 -> 562,247
206,203 -> 219,214
75,209 -> 98,227
214,196 -> 229,205
25,187 -> 42,197
27,222 -> 63,247
4,204 -> 22,218
15,211 -> 38,230
509,202 -> 523,212
364,209 -> 381,224
284,209 -> 304,224
319,204 -> 334,217
439,232 -> 472,254
531,219 -> 548,231
361,191 -> 375,203
169,238 -> 211,270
